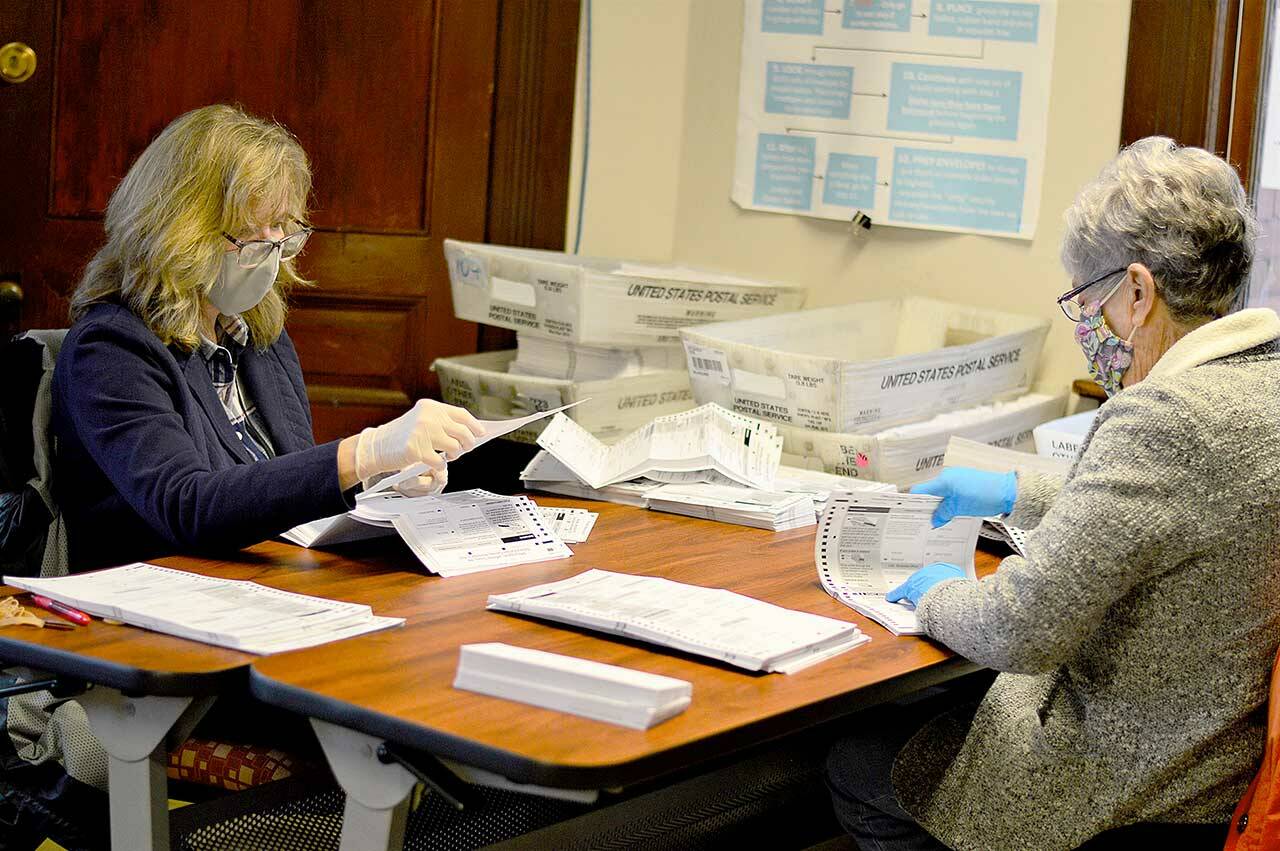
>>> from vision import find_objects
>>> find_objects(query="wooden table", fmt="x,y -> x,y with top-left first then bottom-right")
243,497 -> 1000,848
0,497 -> 1000,850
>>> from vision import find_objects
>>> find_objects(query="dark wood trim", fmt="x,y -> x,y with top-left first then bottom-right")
1229,0 -> 1272,191
479,0 -> 581,353
1122,0 -> 1271,189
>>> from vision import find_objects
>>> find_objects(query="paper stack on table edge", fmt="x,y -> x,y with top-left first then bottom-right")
3,563 -> 403,654
454,642 -> 692,729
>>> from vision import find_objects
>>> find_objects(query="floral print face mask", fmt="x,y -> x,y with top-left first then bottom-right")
1075,296 -> 1135,397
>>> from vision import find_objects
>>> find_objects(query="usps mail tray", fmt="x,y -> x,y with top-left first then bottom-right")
680,298 -> 1050,433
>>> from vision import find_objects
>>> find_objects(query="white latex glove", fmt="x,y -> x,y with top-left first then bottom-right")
355,400 -> 484,482
392,465 -> 448,497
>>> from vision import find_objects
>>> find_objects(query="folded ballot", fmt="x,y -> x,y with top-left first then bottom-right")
536,403 -> 783,490
520,449 -> 896,530
453,643 -> 692,729
488,569 -> 869,673
519,451 -> 666,507
815,492 -> 981,635
284,490 -> 573,577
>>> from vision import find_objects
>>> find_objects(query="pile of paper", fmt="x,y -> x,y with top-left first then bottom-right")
284,489 -> 577,577
815,492 -> 981,636
520,449 -> 896,530
644,483 -> 817,531
3,563 -> 403,654
453,642 -> 692,729
487,569 -> 869,674
508,334 -> 686,381
519,451 -> 667,506
536,403 -> 783,490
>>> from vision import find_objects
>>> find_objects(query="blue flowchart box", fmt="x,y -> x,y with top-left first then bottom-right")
765,62 -> 854,119
889,147 -> 1026,233
823,154 -> 878,208
929,0 -> 1039,43
842,0 -> 911,31
888,63 -> 1021,141
762,0 -> 826,34
754,134 -> 816,210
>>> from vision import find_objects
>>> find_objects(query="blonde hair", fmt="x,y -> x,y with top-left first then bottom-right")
71,104 -> 312,350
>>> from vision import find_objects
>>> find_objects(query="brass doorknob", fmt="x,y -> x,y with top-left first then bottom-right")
0,43 -> 36,84
0,281 -> 23,305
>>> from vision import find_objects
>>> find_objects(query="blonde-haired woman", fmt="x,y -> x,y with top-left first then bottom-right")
54,105 -> 481,570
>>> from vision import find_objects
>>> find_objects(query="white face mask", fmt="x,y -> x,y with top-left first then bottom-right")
208,248 -> 279,315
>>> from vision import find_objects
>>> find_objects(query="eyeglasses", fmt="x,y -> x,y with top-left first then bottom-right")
1056,267 -> 1127,322
222,225 -> 313,269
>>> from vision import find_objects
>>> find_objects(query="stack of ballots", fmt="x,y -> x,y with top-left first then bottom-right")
432,239 -> 806,444
678,299 -> 1067,488
522,403 -> 896,531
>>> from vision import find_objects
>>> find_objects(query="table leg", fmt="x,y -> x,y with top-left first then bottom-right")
78,689 -> 213,851
311,719 -> 417,851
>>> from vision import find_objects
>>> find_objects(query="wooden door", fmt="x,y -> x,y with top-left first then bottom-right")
0,0 -> 577,442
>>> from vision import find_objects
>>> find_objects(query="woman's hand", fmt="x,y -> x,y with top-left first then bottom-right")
352,400 -> 484,484
909,467 -> 1017,528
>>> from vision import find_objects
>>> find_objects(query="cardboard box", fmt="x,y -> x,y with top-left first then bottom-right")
777,393 -> 1066,489
431,351 -> 695,444
1033,409 -> 1099,461
444,239 -> 807,346
680,298 -> 1051,433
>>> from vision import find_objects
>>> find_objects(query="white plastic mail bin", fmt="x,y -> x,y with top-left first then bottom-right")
778,393 -> 1066,489
431,351 -> 695,444
1033,409 -> 1099,462
444,239 -> 807,346
680,298 -> 1051,433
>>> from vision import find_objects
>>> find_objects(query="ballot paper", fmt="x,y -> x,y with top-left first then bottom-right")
644,484 -> 816,531
942,437 -> 1071,558
770,468 -> 898,515
391,492 -> 573,577
487,569 -> 869,674
815,493 -> 981,636
519,450 -> 665,507
364,400 -> 590,496
537,507 -> 598,543
3,563 -> 403,654
454,642 -> 692,729
536,403 -> 782,490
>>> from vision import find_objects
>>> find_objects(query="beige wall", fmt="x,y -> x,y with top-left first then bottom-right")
568,0 -> 1132,395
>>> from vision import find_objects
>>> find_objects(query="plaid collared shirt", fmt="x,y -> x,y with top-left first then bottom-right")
197,314 -> 276,462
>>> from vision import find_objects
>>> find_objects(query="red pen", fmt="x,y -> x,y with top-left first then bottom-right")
30,596 -> 91,626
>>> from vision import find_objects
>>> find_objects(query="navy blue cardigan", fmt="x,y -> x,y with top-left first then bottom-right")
53,303 -> 354,571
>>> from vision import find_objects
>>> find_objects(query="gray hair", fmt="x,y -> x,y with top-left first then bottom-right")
1061,136 -> 1256,321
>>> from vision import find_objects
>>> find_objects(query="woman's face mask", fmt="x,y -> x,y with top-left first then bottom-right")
1074,281 -> 1137,396
208,246 -> 280,315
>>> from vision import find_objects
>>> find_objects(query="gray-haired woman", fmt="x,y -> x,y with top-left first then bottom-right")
826,136 -> 1280,850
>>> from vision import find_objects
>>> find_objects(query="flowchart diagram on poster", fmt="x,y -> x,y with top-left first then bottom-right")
734,0 -> 1057,239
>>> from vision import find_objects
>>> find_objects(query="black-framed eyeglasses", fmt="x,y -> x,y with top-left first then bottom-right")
1056,267 -> 1127,322
222,225 -> 313,269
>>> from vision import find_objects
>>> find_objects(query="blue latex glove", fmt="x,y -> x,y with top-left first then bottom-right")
909,467 -> 1017,528
886,562 -> 965,608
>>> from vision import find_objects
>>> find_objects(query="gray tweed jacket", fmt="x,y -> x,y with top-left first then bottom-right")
893,308 -> 1280,851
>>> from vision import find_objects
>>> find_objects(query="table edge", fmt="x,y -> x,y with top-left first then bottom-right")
0,636 -> 250,696
249,656 -> 981,788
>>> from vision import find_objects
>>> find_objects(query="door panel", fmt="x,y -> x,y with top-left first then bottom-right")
2,0 -> 524,441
